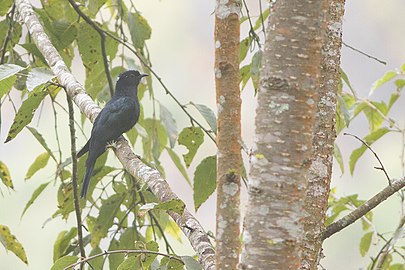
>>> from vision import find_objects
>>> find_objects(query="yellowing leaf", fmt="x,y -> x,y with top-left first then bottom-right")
25,152 -> 50,180
0,225 -> 28,264
0,161 -> 13,189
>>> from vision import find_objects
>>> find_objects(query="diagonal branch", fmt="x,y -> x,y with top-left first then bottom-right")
15,1 -> 215,269
322,177 -> 405,240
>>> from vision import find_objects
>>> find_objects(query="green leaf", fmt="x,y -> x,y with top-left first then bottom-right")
0,224 -> 28,264
160,103 -> 178,148
193,156 -> 217,211
359,231 -> 373,257
240,37 -> 251,62
240,64 -> 251,90
333,144 -> 344,174
25,152 -> 50,180
361,211 -> 373,231
0,20 -> 22,52
160,256 -> 184,270
88,246 -> 104,269
0,161 -> 13,189
50,255 -> 78,270
21,182 -> 50,218
349,128 -> 390,174
0,64 -> 25,86
91,194 -> 123,247
178,127 -> 204,167
0,0 -> 13,16
127,12 -> 152,50
108,239 -> 123,270
190,102 -> 217,133
87,0 -> 107,17
141,118 -> 168,161
390,264 -> 405,270
117,256 -> 139,270
370,70 -> 397,95
250,50 -> 263,92
26,126 -> 57,162
395,79 -> 405,89
181,256 -> 203,270
166,147 -> 191,186
253,8 -> 270,31
143,241 -> 159,268
4,86 -> 48,143
53,227 -> 78,262
154,199 -> 185,215
0,75 -> 16,99
26,67 -> 55,91
340,68 -> 355,94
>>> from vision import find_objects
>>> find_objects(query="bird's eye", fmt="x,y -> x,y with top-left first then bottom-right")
129,74 -> 135,78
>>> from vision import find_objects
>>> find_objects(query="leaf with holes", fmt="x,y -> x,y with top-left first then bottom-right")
178,127 -> 204,167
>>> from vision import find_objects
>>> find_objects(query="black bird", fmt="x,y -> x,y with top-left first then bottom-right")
77,70 -> 147,198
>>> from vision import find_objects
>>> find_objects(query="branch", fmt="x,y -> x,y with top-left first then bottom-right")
15,1 -> 215,269
0,4 -> 16,64
63,249 -> 183,270
67,0 -> 114,97
66,91 -> 86,268
322,177 -> 405,240
343,41 -> 387,65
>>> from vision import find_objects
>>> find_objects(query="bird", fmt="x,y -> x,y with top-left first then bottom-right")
77,70 -> 147,198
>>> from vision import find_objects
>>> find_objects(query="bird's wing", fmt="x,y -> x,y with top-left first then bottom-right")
90,96 -> 136,143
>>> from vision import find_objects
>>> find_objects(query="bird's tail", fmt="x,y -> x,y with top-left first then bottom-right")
77,140 -> 90,158
81,159 -> 95,198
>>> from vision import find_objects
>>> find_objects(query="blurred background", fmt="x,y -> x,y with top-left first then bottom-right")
1,0 -> 405,269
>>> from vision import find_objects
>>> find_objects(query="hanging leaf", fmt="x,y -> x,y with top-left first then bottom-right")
91,194 -> 123,247
0,64 -> 25,98
240,64 -> 251,91
50,255 -> 78,270
181,256 -> 203,270
193,156 -> 217,211
250,50 -> 263,92
160,103 -> 178,148
370,70 -> 397,95
117,256 -> 139,270
88,246 -> 104,269
239,37 -> 251,62
189,102 -> 217,134
349,128 -> 390,175
178,127 -> 204,167
166,147 -> 191,186
53,227 -> 78,262
21,182 -> 50,218
0,161 -> 13,189
0,224 -> 28,264
127,12 -> 152,50
26,126 -> 57,162
359,232 -> 373,257
26,67 -> 55,91
333,144 -> 344,175
0,0 -> 13,16
25,152 -> 50,180
4,85 -> 48,143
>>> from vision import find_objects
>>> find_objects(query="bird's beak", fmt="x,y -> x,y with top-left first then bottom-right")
139,74 -> 148,78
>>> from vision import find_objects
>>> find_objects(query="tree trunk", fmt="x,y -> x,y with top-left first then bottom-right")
214,0 -> 242,269
301,1 -> 346,269
240,1 -> 328,269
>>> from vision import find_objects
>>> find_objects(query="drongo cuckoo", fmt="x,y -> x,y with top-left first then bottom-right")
77,70 -> 147,198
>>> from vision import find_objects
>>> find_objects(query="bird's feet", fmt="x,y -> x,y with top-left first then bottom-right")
106,140 -> 118,150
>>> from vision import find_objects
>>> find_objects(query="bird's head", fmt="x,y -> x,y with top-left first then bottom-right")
115,70 -> 148,96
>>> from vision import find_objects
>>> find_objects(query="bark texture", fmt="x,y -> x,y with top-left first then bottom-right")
300,1 -> 346,269
240,1 -> 328,269
214,0 -> 242,269
15,1 -> 215,269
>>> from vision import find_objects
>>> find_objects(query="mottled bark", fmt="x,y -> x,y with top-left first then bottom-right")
300,1 -> 346,269
15,1 -> 215,269
214,0 -> 242,269
240,1 -> 328,269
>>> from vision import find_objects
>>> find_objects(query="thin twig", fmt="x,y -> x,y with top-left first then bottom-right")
322,178 -> 405,240
344,132 -> 391,185
67,0 -> 114,97
343,42 -> 387,65
0,4 -> 16,64
66,91 -> 86,268
63,249 -> 183,270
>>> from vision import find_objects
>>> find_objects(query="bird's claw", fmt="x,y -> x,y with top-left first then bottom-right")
106,140 -> 118,150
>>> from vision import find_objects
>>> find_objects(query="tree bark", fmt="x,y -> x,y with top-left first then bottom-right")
240,1 -> 328,269
15,1 -> 215,269
300,1 -> 346,269
214,0 -> 242,269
